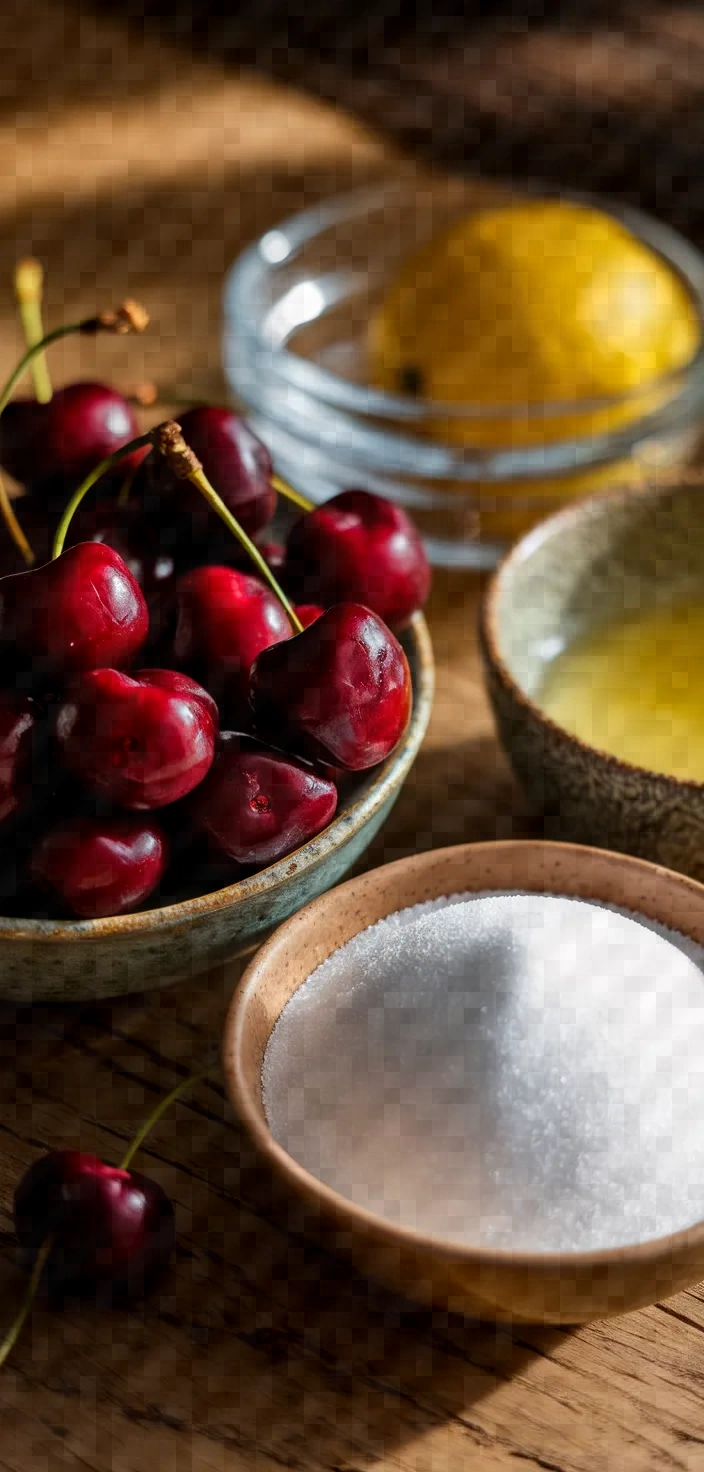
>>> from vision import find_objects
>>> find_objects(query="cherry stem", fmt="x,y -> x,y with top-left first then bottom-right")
153,423 -> 303,633
270,473 -> 314,514
0,1066 -> 210,1371
117,465 -> 138,507
52,432 -> 154,558
13,259 -> 52,404
119,1069 -> 210,1170
0,302 -> 149,426
0,1235 -> 54,1369
0,478 -> 34,566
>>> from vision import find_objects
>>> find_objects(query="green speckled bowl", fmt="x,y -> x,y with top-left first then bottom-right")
479,478 -> 704,880
0,615 -> 433,1004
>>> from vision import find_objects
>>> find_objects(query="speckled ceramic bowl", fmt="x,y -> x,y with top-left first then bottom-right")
479,478 -> 704,877
0,615 -> 433,1005
224,839 -> 704,1324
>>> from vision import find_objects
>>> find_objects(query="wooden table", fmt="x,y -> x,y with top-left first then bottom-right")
1,4 -> 704,1466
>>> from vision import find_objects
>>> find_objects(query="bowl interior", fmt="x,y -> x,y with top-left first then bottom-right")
225,839 -> 704,1240
490,479 -> 704,702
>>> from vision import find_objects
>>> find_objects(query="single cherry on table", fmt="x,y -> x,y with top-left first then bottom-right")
14,1149 -> 175,1304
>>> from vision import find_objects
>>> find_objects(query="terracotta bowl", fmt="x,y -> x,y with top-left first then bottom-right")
480,478 -> 704,879
0,615 -> 433,1006
224,838 -> 704,1326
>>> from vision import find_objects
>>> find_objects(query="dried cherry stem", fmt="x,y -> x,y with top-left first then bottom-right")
52,431 -> 154,557
270,472 -> 314,514
154,421 -> 303,633
13,259 -> 52,403
0,300 -> 149,424
0,1066 -> 210,1371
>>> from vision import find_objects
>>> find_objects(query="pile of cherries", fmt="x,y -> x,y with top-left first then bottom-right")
0,312 -> 431,920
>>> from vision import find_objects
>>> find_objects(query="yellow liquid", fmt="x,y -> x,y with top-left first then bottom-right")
539,601 -> 704,782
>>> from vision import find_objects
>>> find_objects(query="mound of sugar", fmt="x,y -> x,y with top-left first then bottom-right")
262,892 -> 704,1253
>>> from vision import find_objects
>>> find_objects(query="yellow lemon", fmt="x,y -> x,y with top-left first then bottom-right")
370,199 -> 700,541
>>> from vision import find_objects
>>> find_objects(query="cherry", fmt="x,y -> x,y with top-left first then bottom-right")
65,499 -> 176,597
285,489 -> 431,629
31,813 -> 168,918
249,602 -> 412,770
189,732 -> 337,866
14,1150 -> 175,1303
0,542 -> 149,676
171,565 -> 292,715
55,668 -> 217,809
133,406 -> 276,543
0,383 -> 144,488
294,603 -> 324,628
0,693 -> 36,826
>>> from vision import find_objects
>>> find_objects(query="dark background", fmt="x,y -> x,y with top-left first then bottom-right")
106,0 -> 704,236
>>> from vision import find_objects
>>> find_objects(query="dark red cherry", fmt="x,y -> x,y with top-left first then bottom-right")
250,603 -> 411,770
55,667 -> 217,809
0,382 -> 144,487
31,813 -> 168,918
171,565 -> 291,714
0,693 -> 36,826
285,489 -> 431,629
132,406 -> 276,542
189,732 -> 337,866
294,603 -> 324,628
14,1150 -> 175,1303
66,499 -> 176,597
0,543 -> 149,676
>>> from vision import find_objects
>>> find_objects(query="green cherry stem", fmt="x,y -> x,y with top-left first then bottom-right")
270,472 -> 314,514
0,1235 -> 54,1370
0,300 -> 149,425
13,259 -> 52,404
0,1065 -> 210,1371
154,422 -> 303,633
119,1069 -> 210,1171
52,432 -> 154,558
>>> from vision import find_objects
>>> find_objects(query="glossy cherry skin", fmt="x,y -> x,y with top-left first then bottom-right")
55,668 -> 218,809
0,693 -> 36,826
285,489 -> 431,629
189,732 -> 337,866
133,406 -> 276,542
66,499 -> 176,597
14,1150 -> 175,1304
294,603 -> 324,629
0,543 -> 149,676
0,383 -> 143,487
31,814 -> 168,918
249,602 -> 412,770
171,565 -> 292,714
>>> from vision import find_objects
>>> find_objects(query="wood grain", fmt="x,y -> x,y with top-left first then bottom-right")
0,1 -> 703,1465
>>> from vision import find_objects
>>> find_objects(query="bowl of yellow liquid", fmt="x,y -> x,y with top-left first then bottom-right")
225,173 -> 704,567
480,475 -> 704,878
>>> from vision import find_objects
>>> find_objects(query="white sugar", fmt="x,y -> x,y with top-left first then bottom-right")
262,892 -> 704,1253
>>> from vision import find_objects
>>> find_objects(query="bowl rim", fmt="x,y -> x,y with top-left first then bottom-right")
0,612 -> 434,943
224,174 -> 704,436
479,474 -> 704,794
222,837 -> 704,1269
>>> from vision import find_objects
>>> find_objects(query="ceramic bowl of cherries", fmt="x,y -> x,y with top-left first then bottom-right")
0,281 -> 433,1004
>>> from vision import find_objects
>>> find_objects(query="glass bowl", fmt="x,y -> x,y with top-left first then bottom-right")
223,173 -> 704,569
